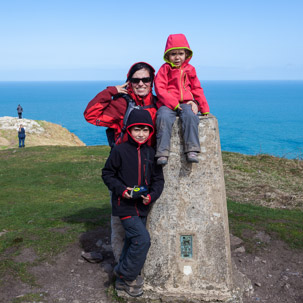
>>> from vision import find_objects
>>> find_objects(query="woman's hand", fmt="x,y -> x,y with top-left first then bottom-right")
115,82 -> 129,94
187,101 -> 199,115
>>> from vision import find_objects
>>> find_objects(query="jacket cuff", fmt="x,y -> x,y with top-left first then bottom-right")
145,194 -> 152,205
122,189 -> 128,198
173,103 -> 180,111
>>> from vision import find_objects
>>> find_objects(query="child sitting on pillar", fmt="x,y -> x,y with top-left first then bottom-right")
102,109 -> 164,297
155,33 -> 210,165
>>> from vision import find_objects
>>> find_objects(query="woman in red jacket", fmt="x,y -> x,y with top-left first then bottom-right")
84,62 -> 157,262
84,62 -> 157,147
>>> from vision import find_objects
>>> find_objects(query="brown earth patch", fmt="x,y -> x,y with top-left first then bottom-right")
14,248 -> 38,264
1,225 -> 303,303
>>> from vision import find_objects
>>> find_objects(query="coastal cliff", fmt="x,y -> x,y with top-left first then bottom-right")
0,116 -> 85,149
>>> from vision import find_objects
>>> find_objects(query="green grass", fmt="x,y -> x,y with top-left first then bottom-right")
228,199 -> 303,249
0,146 -> 302,288
0,146 -> 111,285
222,151 -> 303,209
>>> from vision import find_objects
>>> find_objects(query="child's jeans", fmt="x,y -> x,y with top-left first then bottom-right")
155,104 -> 200,158
115,216 -> 150,281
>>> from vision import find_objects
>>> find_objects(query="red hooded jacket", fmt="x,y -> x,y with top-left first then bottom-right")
155,34 -> 210,114
84,62 -> 157,146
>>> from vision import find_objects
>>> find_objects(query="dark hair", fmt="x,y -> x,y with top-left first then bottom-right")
127,63 -> 154,83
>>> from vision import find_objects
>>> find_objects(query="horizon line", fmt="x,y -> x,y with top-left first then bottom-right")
1,79 -> 303,82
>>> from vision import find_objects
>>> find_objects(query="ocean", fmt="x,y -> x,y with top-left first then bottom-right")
0,81 -> 302,159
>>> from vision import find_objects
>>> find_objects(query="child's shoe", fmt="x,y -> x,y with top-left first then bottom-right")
134,275 -> 144,287
115,277 -> 143,297
115,275 -> 144,288
114,268 -> 144,286
186,152 -> 199,163
157,156 -> 168,165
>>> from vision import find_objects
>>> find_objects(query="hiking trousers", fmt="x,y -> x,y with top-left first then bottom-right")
115,216 -> 150,281
155,104 -> 200,158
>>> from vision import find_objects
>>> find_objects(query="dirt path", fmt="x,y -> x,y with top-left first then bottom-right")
231,232 -> 303,303
2,226 -> 303,303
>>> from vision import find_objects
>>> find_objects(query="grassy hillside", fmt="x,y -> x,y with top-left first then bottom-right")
223,152 -> 303,210
0,146 -> 302,286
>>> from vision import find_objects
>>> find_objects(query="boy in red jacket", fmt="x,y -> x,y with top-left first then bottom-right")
155,33 -> 210,165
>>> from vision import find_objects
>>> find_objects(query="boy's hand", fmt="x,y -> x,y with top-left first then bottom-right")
187,101 -> 198,115
115,82 -> 129,94
141,195 -> 150,205
123,187 -> 133,199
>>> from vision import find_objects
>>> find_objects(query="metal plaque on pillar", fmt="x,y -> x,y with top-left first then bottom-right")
180,235 -> 193,258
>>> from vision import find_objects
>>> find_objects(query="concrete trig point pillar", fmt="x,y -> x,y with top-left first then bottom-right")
140,115 -> 249,302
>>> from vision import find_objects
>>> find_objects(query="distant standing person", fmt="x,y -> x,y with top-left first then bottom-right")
17,104 -> 23,119
18,125 -> 26,148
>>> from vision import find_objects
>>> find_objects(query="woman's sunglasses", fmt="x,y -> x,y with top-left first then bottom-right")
130,77 -> 152,84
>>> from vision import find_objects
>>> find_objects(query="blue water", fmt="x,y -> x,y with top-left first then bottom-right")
0,81 -> 302,159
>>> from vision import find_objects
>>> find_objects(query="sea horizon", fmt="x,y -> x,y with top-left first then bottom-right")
1,80 -> 302,159
1,79 -> 302,82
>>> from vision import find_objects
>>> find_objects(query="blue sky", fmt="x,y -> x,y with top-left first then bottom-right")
0,0 -> 302,81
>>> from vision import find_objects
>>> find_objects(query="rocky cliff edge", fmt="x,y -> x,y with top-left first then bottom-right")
0,116 -> 85,149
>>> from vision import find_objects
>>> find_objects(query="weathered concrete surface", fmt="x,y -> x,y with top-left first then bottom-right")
117,115 -> 251,302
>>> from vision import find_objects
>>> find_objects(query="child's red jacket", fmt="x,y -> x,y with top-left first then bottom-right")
155,34 -> 210,114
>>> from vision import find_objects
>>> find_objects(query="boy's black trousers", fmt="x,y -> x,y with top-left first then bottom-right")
114,216 -> 150,281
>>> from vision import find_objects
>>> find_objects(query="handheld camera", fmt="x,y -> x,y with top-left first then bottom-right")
129,186 -> 149,199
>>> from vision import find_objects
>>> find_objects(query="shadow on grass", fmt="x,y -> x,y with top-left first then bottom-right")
62,206 -> 111,228
62,206 -> 112,253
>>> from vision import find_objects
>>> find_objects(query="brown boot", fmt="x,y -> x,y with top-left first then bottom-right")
115,277 -> 143,297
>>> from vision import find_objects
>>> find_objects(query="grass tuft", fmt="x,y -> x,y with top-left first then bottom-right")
228,199 -> 303,249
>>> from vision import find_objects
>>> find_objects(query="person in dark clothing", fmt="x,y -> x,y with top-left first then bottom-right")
84,62 -> 158,263
18,125 -> 26,147
102,109 -> 164,297
17,105 -> 23,119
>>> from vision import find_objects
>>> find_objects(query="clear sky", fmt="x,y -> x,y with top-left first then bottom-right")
0,0 -> 302,81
